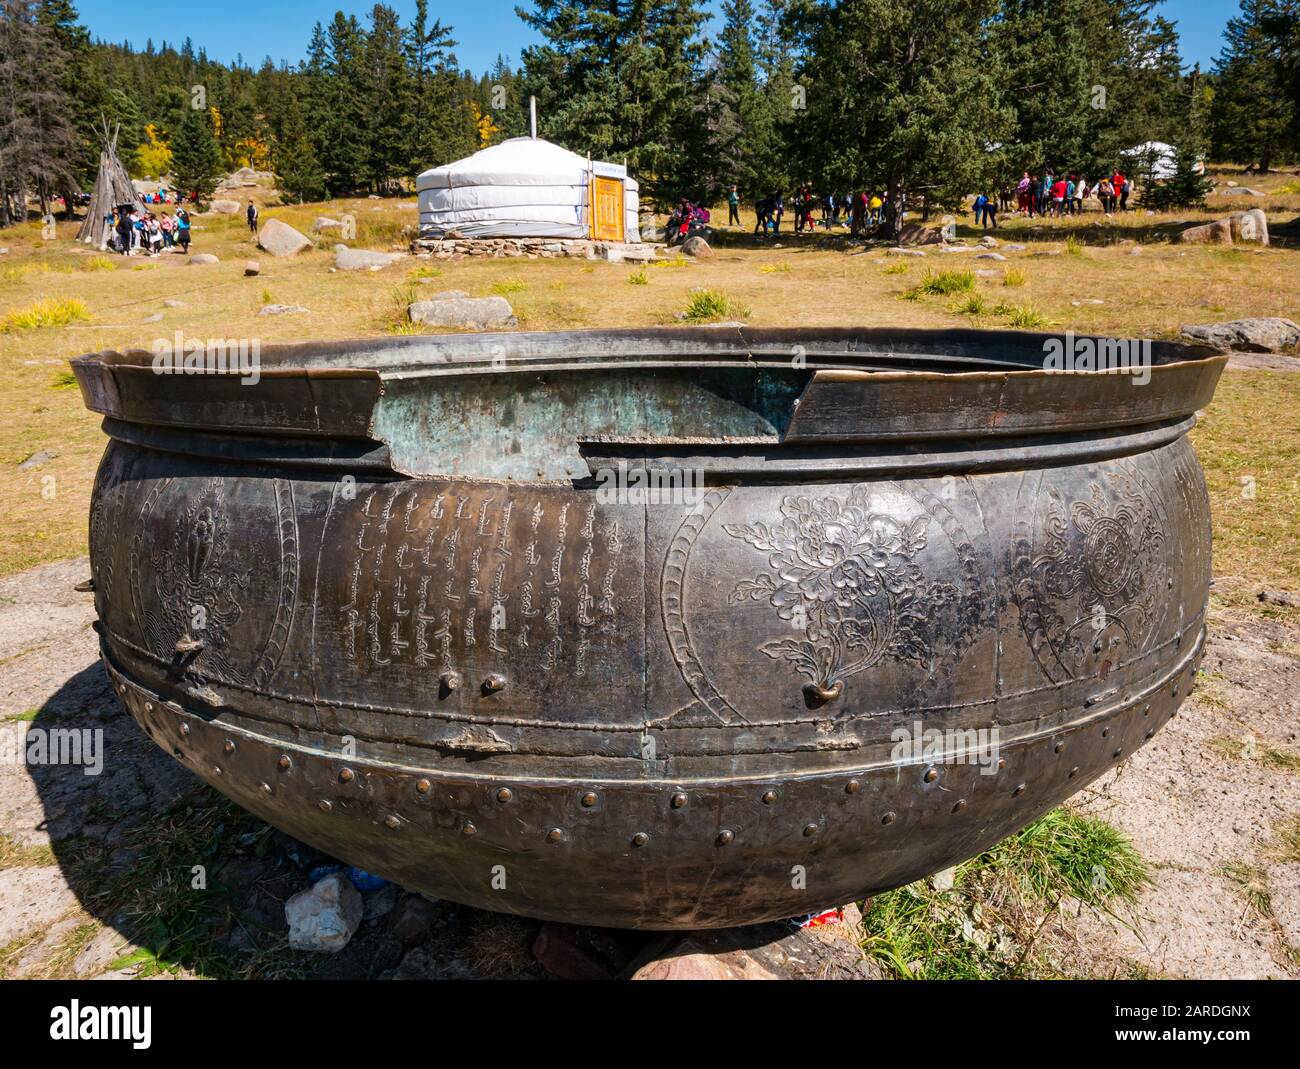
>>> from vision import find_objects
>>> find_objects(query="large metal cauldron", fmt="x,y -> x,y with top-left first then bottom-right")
72,328 -> 1225,929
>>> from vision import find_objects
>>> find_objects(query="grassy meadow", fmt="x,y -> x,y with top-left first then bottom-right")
0,165 -> 1296,605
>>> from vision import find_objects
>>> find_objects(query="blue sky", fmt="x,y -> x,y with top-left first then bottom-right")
76,0 -> 1240,75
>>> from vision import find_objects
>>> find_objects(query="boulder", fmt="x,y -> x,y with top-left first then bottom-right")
1004,242 -> 1027,252
408,295 -> 517,331
1228,208 -> 1269,245
897,223 -> 944,246
680,235 -> 712,258
335,247 -> 403,271
313,217 -> 345,233
977,235 -> 998,248
189,253 -> 219,265
208,199 -> 241,214
387,895 -> 438,944
1179,318 -> 1300,353
284,874 -> 363,953
259,304 -> 309,316
1175,219 -> 1234,245
244,260 -> 261,276
257,218 -> 313,257
162,299 -> 185,308
976,252 -> 1006,261
885,247 -> 926,257
17,449 -> 57,471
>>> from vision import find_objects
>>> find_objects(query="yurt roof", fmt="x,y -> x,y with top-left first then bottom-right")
417,137 -> 631,190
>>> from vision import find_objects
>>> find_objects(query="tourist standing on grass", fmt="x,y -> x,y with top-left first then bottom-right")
1111,170 -> 1127,211
1051,174 -> 1067,217
1017,172 -> 1032,216
176,207 -> 191,251
727,185 -> 740,226
1074,178 -> 1087,214
247,200 -> 259,233
868,191 -> 882,226
771,191 -> 784,234
753,195 -> 772,235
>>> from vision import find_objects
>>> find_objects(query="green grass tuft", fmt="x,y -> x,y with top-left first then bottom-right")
860,807 -> 1149,979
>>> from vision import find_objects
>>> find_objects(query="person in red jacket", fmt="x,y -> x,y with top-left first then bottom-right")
1051,176 -> 1068,217
1112,171 -> 1127,211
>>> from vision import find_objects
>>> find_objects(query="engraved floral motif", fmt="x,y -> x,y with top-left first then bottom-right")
144,478 -> 251,682
1015,468 -> 1168,681
723,486 -> 956,695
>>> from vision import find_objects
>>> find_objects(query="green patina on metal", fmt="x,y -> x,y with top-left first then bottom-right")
372,366 -> 809,479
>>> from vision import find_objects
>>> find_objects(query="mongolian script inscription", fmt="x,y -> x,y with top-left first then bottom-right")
338,485 -> 623,679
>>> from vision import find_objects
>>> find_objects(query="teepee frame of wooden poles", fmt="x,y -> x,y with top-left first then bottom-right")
76,118 -> 139,246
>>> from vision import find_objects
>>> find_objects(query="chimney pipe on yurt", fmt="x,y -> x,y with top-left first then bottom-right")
529,96 -> 537,140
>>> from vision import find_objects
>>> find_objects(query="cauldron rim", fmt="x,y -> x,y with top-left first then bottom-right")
70,324 -> 1221,377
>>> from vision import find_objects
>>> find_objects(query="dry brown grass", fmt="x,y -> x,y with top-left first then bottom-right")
0,165 -> 1297,593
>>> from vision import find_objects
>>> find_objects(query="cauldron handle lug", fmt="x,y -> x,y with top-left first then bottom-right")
803,679 -> 844,706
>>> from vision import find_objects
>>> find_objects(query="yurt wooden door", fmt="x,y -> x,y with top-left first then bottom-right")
590,176 -> 625,241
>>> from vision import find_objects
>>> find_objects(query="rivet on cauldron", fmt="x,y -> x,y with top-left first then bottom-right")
212,765 -> 222,776
881,812 -> 897,825
117,683 -> 126,695
278,755 -> 292,771
581,791 -> 598,807
1113,747 -> 1123,759
846,779 -> 861,794
803,823 -> 819,837
1069,766 -> 1080,778
174,635 -> 204,654
923,766 -> 939,783
671,792 -> 688,809
440,671 -> 460,692
1013,784 -> 1026,797
547,828 -> 565,843
1146,728 -> 1155,739
260,782 -> 273,795
952,799 -> 967,813
1102,727 -> 1110,737
144,701 -> 153,713
462,821 -> 477,836
1172,684 -> 1179,697
179,722 -> 190,736
482,673 -> 506,694
1143,705 -> 1151,716
632,832 -> 649,847
172,748 -> 183,759
417,778 -> 432,795
496,787 -> 512,803
339,768 -> 355,784
385,815 -> 401,830
1054,741 -> 1065,753
223,739 -> 235,755
997,758 -> 1005,770
318,800 -> 333,813
761,790 -> 777,805
717,829 -> 735,845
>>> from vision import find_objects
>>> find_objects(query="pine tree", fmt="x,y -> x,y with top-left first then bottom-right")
1144,69 -> 1214,209
1211,0 -> 1299,173
791,0 -> 1012,238
273,95 -> 326,203
518,0 -> 710,205
170,105 -> 222,204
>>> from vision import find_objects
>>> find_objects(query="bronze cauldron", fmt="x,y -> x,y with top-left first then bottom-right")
72,327 -> 1225,928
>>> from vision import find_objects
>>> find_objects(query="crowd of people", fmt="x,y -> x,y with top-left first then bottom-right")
102,202 -> 191,256
703,167 -> 1138,238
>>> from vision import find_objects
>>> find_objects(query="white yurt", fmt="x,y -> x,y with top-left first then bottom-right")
416,136 -> 640,242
